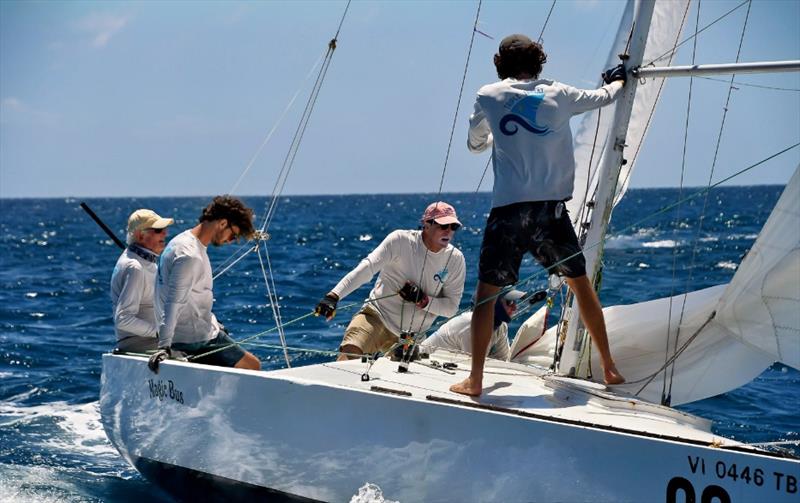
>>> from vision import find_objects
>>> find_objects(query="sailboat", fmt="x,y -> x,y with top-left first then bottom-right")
100,1 -> 799,501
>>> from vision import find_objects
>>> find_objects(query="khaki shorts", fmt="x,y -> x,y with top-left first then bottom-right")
339,304 -> 398,355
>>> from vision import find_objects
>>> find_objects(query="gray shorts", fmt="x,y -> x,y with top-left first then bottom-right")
172,331 -> 247,368
117,336 -> 158,353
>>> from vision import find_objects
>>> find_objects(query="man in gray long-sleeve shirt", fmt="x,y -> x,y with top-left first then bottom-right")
150,196 -> 261,371
451,35 -> 626,396
111,209 -> 174,352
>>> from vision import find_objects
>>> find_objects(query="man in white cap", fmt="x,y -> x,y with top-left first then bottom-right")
421,289 -> 525,361
111,209 -> 174,352
315,201 -> 466,361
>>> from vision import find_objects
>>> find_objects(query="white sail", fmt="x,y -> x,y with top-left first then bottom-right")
516,166 -> 800,405
568,0 -> 690,226
715,165 -> 800,369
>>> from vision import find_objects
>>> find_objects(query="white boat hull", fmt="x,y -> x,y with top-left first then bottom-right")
100,353 -> 799,502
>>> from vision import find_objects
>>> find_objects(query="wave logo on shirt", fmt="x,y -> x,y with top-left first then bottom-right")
500,91 -> 550,136
433,267 -> 449,283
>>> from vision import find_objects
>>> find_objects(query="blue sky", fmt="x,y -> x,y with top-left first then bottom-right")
1,0 -> 798,198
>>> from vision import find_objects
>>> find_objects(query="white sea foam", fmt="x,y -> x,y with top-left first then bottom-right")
350,483 -> 398,503
716,261 -> 738,270
0,400 -> 119,458
359,234 -> 373,241
642,240 -> 678,249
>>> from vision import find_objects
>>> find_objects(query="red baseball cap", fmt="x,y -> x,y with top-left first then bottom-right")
422,201 -> 461,226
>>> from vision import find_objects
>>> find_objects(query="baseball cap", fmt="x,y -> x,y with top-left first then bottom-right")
422,201 -> 461,226
127,209 -> 174,233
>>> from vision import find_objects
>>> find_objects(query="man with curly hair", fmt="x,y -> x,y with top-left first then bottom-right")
150,195 -> 261,371
451,35 -> 627,396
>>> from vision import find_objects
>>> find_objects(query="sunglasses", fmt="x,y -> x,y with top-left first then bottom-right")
146,227 -> 166,234
427,220 -> 461,231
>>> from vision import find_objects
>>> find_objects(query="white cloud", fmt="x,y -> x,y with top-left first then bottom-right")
1,97 -> 58,127
78,12 -> 131,48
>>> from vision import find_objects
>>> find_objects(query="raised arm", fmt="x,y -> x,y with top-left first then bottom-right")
467,97 -> 493,153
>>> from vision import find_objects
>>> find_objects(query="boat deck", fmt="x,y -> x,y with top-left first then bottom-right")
266,348 -> 729,447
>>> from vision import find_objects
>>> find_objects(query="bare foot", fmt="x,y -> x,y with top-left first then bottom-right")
604,364 -> 626,385
450,377 -> 482,396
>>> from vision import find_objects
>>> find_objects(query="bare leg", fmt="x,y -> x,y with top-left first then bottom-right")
450,282 -> 502,396
565,275 -> 625,385
337,344 -> 363,361
235,351 -> 262,370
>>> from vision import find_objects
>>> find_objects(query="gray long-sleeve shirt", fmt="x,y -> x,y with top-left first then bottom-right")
155,230 -> 221,348
468,78 -> 623,208
110,249 -> 158,341
332,230 -> 466,336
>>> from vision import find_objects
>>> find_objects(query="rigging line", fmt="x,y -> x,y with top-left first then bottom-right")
475,157 -> 491,193
667,0 -> 753,401
213,240 -> 256,277
333,0 -> 352,39
537,0 -> 557,43
616,0 -> 692,196
662,0 -> 700,406
257,242 -> 291,367
695,76 -> 800,92
631,312 -> 715,393
260,45 -> 335,232
643,0 -> 749,66
228,52 -> 328,196
187,291 -> 401,361
265,51 -> 337,231
212,243 -> 258,280
437,0 -> 482,194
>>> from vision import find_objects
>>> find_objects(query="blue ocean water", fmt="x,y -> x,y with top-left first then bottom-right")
1,187 -> 797,501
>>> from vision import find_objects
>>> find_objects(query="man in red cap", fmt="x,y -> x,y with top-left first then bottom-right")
315,201 -> 466,360
451,35 -> 626,396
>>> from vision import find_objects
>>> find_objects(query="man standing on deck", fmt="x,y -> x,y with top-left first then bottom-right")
315,202 -> 467,361
111,209 -> 174,353
451,35 -> 627,396
149,195 -> 261,371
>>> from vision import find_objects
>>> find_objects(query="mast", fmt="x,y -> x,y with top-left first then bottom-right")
557,0 -> 657,378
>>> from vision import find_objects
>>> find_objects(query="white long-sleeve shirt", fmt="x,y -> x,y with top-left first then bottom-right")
332,230 -> 466,336
421,311 -> 510,361
468,78 -> 623,208
155,230 -> 221,348
110,248 -> 158,341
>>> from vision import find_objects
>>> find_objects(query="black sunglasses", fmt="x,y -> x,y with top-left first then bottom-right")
427,220 -> 461,231
146,227 -> 166,234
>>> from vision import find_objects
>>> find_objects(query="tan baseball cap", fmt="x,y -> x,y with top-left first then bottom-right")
127,209 -> 174,233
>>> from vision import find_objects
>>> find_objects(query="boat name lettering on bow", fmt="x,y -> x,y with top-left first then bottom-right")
147,379 -> 185,405
684,455 -> 797,494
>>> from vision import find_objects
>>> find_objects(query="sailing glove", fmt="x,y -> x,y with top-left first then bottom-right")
398,281 -> 429,308
148,348 -> 171,373
602,64 -> 627,85
315,293 -> 339,320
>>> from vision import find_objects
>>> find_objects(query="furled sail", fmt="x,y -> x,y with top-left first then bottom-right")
515,166 -> 800,405
568,0 -> 690,227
